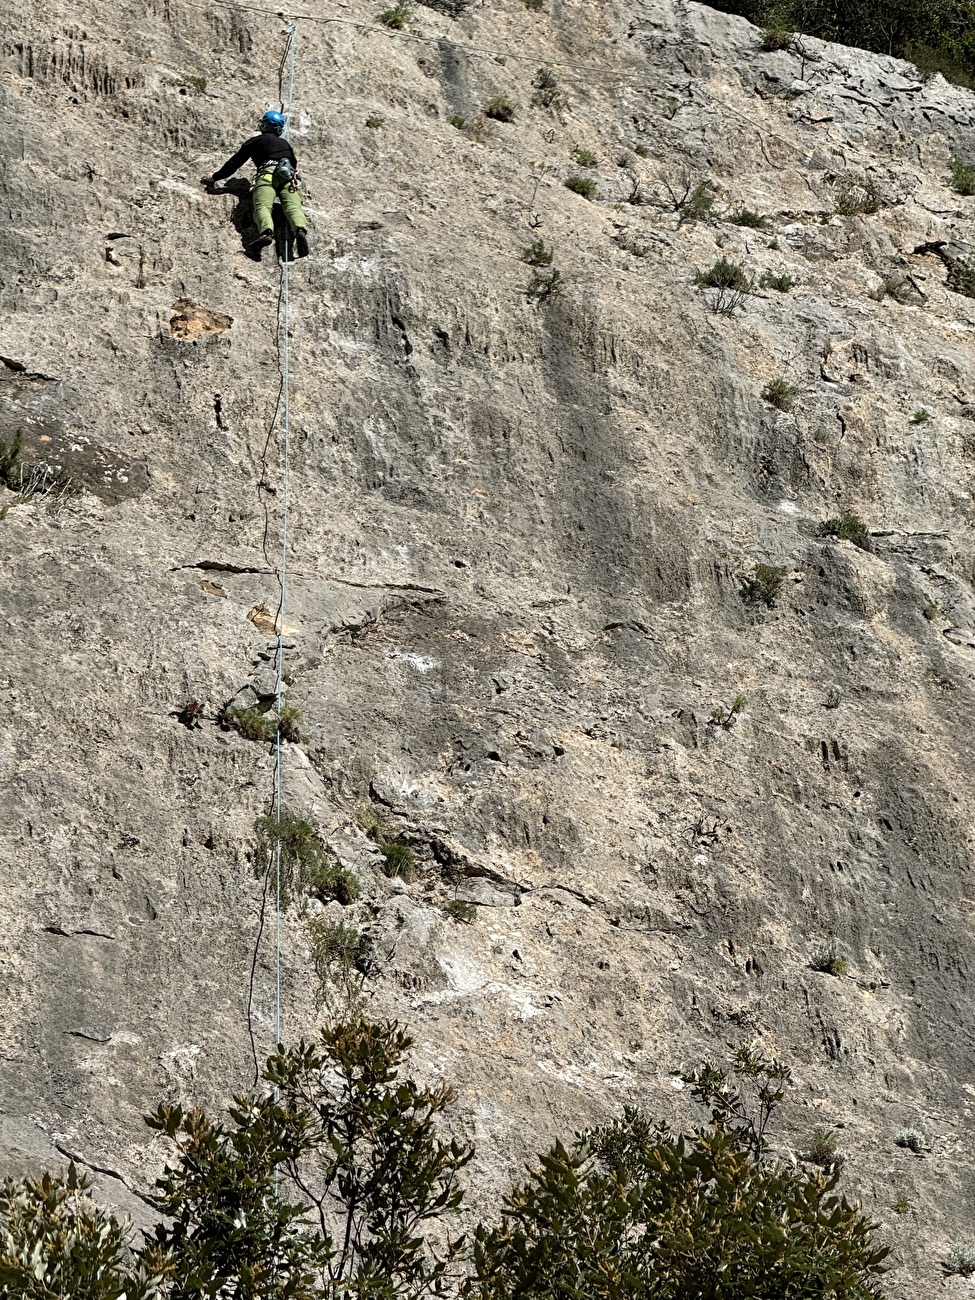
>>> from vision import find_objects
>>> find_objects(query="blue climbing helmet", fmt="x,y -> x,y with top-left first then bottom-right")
260,110 -> 286,135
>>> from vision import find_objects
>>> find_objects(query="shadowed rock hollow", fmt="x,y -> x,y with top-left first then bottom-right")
3,0 -> 975,1290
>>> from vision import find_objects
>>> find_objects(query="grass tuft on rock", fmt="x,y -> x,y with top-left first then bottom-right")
741,563 -> 787,608
564,175 -> 598,200
483,96 -> 518,122
760,270 -> 795,292
818,509 -> 871,551
378,2 -> 410,27
446,899 -> 477,923
763,377 -> 797,411
949,156 -> 975,195
727,207 -> 771,229
379,838 -> 418,882
809,943 -> 847,977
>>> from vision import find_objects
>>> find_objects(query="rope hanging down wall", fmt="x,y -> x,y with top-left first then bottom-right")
272,20 -> 298,1054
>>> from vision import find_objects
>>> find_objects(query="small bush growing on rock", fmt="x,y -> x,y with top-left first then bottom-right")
818,509 -> 871,550
176,698 -> 205,729
696,258 -> 754,292
378,1 -> 410,27
949,156 -> 975,196
523,0 -> 544,9
667,173 -> 715,224
465,115 -> 493,143
446,899 -> 477,923
761,26 -> 793,50
835,174 -> 883,216
308,917 -> 363,971
892,1194 -> 911,1214
521,238 -> 553,266
727,206 -> 771,229
763,377 -> 797,411
308,860 -> 360,905
379,837 -> 418,882
810,943 -> 847,977
572,145 -> 598,167
709,693 -> 747,729
419,0 -> 472,14
619,171 -> 649,205
895,1127 -> 925,1152
277,703 -> 305,743
256,814 -> 326,903
526,268 -> 563,302
531,67 -> 561,108
634,143 -> 650,157
483,95 -> 518,122
220,703 -> 274,743
805,1127 -> 842,1167
741,563 -> 787,607
695,257 -> 753,314
0,429 -> 23,488
911,408 -> 932,423
448,113 -> 467,129
923,602 -> 940,621
365,114 -> 384,128
564,174 -> 598,200
945,1241 -> 975,1277
307,919 -> 367,1004
760,270 -> 795,292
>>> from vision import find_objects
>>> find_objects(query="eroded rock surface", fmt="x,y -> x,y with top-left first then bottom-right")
3,0 -> 975,1287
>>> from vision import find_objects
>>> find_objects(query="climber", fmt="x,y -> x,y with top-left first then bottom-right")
201,110 -> 309,259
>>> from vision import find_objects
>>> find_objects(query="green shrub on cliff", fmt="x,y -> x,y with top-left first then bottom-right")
0,1032 -> 888,1300
705,0 -> 975,88
472,1043 -> 888,1300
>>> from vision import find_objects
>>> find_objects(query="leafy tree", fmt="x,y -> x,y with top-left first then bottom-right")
143,1095 -> 324,1299
0,1032 -> 889,1300
144,1016 -> 472,1300
0,1164 -> 162,1300
706,0 -> 975,87
470,1044 -> 888,1300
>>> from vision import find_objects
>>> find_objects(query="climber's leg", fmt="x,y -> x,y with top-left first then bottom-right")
276,179 -> 308,235
251,169 -> 277,236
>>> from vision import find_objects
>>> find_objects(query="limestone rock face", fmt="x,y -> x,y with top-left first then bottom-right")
4,0 -> 975,1287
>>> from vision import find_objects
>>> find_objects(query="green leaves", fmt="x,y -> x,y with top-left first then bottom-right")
0,1165 -> 164,1300
142,1017 -> 472,1300
471,1050 -> 888,1300
709,0 -> 975,87
2,1032 -> 888,1300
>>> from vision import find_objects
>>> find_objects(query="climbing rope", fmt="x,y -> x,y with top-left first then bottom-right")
272,21 -> 298,1052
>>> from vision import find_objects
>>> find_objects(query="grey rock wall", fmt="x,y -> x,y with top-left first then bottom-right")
3,0 -> 975,1287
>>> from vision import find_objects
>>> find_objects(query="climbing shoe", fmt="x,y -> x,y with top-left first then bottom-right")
295,228 -> 310,259
247,232 -> 274,255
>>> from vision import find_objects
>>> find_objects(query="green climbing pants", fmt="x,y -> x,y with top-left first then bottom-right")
253,167 -> 307,235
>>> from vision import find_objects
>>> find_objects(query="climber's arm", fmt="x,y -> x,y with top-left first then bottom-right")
202,139 -> 256,187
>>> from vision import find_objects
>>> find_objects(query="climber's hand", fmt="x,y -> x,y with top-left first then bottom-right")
201,174 -> 214,187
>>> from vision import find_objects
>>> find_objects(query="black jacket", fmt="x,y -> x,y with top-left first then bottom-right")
212,133 -> 298,182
